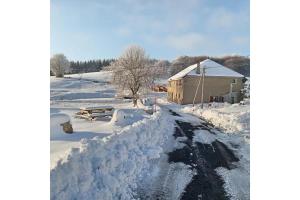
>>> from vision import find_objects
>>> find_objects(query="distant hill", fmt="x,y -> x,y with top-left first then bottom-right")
170,55 -> 250,77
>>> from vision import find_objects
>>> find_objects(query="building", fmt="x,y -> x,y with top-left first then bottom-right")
167,59 -> 244,104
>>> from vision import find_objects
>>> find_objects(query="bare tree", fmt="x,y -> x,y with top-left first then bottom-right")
110,45 -> 157,106
153,60 -> 170,78
50,54 -> 70,78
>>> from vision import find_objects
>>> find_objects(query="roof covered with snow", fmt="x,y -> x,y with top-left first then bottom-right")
168,59 -> 244,81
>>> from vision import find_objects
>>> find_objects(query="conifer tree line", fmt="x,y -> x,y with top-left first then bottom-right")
68,59 -> 115,74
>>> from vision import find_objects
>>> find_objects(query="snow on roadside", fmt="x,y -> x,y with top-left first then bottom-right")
110,108 -> 149,127
50,108 -> 174,200
180,78 -> 250,137
215,134 -> 250,200
181,103 -> 250,136
164,163 -> 196,200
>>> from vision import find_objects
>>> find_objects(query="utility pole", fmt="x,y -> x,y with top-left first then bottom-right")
200,67 -> 205,109
192,67 -> 203,108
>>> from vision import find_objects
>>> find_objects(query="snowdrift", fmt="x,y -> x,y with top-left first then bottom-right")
50,109 -> 173,200
110,109 -> 148,127
182,104 -> 250,134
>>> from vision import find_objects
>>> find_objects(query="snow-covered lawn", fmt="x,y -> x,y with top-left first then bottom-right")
50,71 -> 168,168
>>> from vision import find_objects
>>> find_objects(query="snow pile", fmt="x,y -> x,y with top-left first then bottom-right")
51,109 -> 174,200
164,163 -> 196,200
216,165 -> 250,200
173,136 -> 188,150
50,113 -> 71,140
110,109 -> 149,127
140,98 -> 155,106
193,129 -> 216,144
182,104 -> 250,135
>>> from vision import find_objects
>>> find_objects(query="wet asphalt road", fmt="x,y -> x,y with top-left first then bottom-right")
167,109 -> 239,200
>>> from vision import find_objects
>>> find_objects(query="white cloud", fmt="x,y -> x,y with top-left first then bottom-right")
165,33 -> 205,50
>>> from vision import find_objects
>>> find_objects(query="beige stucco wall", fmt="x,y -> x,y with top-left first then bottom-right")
168,75 -> 244,104
167,79 -> 184,104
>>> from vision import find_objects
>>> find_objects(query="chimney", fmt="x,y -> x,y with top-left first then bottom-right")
196,63 -> 201,74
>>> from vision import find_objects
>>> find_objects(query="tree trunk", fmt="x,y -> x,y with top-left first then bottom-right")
131,90 -> 138,107
56,72 -> 64,78
133,98 -> 138,107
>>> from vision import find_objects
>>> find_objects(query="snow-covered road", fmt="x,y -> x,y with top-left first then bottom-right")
141,107 -> 249,200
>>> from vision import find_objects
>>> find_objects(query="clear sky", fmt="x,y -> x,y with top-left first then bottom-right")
51,0 -> 249,61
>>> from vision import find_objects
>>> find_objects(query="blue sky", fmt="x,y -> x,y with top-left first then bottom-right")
51,0 -> 249,61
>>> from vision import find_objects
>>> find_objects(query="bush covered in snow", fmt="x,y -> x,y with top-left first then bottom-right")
241,77 -> 250,101
50,109 -> 173,200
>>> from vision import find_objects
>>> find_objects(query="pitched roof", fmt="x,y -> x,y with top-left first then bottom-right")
168,59 -> 244,81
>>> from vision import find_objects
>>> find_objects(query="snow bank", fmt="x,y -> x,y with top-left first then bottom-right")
110,109 -> 148,127
164,163 -> 196,200
51,109 -> 174,200
215,135 -> 250,200
50,113 -> 71,140
216,166 -> 250,200
182,104 -> 250,135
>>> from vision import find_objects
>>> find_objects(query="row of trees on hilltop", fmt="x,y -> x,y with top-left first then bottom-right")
50,54 -> 115,77
69,59 -> 114,74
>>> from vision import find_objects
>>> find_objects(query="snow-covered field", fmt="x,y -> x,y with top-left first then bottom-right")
50,71 -> 167,168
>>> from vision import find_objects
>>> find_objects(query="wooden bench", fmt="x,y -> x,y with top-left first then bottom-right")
75,106 -> 114,121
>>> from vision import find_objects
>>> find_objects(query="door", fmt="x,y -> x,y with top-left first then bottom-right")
231,96 -> 235,104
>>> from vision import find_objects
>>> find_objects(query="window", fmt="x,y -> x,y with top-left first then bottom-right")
232,79 -> 237,84
220,96 -> 224,102
210,96 -> 224,102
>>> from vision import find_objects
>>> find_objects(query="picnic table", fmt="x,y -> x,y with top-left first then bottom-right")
75,106 -> 114,121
